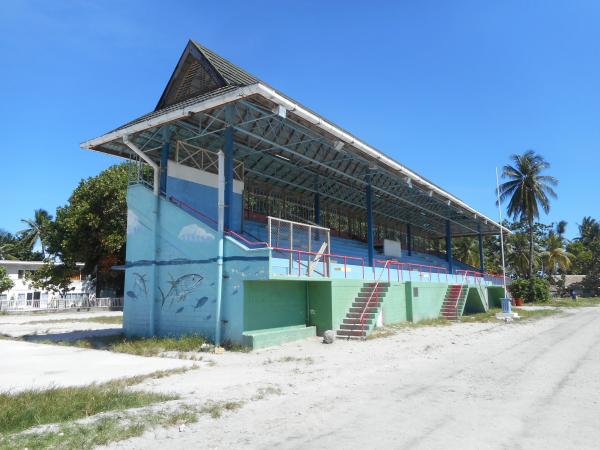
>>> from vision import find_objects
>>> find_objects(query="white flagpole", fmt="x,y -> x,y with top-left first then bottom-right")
496,167 -> 508,297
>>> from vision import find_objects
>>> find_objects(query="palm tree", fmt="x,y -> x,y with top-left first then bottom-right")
542,233 -> 574,275
577,216 -> 600,245
556,220 -> 568,239
497,150 -> 558,282
453,238 -> 480,267
19,209 -> 52,258
506,232 -> 535,277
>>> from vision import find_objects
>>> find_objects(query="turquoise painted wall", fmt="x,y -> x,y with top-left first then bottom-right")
463,287 -> 487,314
381,283 -> 408,324
406,282 -> 448,322
243,280 -> 307,331
487,286 -> 506,308
307,281 -> 333,335
124,184 -> 269,343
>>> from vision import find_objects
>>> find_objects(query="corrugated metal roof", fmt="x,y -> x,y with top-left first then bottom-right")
191,41 -> 259,86
110,85 -> 239,133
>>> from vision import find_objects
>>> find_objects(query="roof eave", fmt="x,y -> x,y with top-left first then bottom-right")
80,83 -> 510,234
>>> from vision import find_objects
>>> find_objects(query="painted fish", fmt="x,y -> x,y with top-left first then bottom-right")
194,296 -> 209,309
161,273 -> 204,306
132,272 -> 148,296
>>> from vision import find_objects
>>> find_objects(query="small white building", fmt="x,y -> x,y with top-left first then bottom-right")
0,260 -> 93,311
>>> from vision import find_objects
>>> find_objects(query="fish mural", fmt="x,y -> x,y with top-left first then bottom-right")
194,296 -> 209,310
132,273 -> 148,297
159,273 -> 204,307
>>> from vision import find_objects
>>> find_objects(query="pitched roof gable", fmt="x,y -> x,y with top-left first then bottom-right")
155,40 -> 259,111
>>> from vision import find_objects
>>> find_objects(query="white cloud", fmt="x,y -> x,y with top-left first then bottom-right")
178,224 -> 215,242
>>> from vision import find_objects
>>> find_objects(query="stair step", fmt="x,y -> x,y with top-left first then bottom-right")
346,312 -> 376,319
343,318 -> 373,325
336,329 -> 367,337
352,302 -> 382,308
349,307 -> 379,314
357,291 -> 387,297
339,323 -> 370,330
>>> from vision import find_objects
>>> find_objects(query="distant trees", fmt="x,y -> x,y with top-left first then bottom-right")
0,266 -> 13,294
0,229 -> 43,261
19,209 -> 52,258
10,163 -> 129,296
497,150 -> 558,281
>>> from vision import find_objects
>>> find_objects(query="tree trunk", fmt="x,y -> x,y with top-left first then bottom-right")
528,217 -> 535,302
528,219 -> 534,279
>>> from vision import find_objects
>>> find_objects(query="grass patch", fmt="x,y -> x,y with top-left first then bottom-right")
110,334 -> 207,357
25,315 -> 123,325
1,407 -> 198,450
460,307 -> 562,323
0,382 -> 176,435
533,297 -> 600,308
251,386 -> 282,401
200,400 -> 244,419
26,333 -> 209,357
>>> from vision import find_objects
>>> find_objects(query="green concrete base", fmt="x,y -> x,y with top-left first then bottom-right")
242,325 -> 316,349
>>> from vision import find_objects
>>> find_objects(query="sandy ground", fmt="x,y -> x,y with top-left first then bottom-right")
0,311 -> 196,391
101,307 -> 600,450
0,310 -> 123,338
0,340 -> 196,392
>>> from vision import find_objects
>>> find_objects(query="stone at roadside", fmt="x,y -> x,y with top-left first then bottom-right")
323,330 -> 336,344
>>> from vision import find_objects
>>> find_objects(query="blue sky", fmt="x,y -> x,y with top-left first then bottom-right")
1,0 -> 598,240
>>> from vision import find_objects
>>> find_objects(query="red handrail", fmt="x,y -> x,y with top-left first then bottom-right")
271,246 -> 364,278
169,196 -> 269,248
359,260 -> 392,338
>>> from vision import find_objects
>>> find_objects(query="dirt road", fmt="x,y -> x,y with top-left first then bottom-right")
103,307 -> 600,449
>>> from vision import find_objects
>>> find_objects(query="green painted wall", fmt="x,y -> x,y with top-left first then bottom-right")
307,281 -> 333,335
243,280 -> 307,331
463,287 -> 487,314
406,282 -> 448,322
382,283 -> 408,324
487,286 -> 506,308
330,280 -> 365,331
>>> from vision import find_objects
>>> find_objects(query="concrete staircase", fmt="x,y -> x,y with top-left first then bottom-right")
440,284 -> 468,321
336,282 -> 390,339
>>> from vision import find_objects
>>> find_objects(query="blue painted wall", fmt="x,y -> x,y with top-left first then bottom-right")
166,176 -> 243,233
123,184 -> 269,343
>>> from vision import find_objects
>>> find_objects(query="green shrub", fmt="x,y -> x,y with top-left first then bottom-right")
509,277 -> 550,303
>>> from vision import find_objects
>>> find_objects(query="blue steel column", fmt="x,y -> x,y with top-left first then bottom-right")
478,224 -> 485,273
224,105 -> 234,231
446,220 -> 454,275
314,176 -> 321,225
159,126 -> 171,195
366,174 -> 374,267
406,223 -> 412,256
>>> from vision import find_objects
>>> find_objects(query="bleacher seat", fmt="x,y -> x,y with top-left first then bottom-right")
241,219 -> 476,273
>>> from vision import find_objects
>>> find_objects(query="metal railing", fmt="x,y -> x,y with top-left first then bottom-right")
0,297 -> 123,313
359,260 -> 392,338
374,259 -> 449,283
167,192 -> 508,286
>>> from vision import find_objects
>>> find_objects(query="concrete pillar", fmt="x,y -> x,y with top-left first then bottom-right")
406,223 -> 413,256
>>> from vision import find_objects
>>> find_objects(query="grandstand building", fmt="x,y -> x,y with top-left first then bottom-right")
82,40 -> 508,348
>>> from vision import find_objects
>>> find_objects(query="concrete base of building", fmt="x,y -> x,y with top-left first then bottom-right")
242,325 -> 316,349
